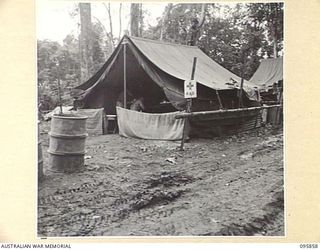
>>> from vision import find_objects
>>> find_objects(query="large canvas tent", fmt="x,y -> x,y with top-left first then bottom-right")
250,57 -> 283,92
75,36 -> 261,115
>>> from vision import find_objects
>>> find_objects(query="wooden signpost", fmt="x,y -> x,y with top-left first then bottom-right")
180,57 -> 197,151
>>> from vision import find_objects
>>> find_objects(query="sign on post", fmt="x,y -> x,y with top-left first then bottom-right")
184,79 -> 197,98
180,57 -> 197,151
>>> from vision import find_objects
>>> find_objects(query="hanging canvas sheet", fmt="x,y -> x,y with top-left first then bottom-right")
75,108 -> 104,136
116,107 -> 185,141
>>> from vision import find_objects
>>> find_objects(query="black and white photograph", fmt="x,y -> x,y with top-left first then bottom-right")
37,1 -> 284,237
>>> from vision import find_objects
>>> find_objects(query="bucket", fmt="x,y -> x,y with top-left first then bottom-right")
38,121 -> 44,181
267,107 -> 278,125
48,114 -> 88,173
104,115 -> 117,134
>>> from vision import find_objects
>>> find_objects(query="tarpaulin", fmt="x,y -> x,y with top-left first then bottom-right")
116,107 -> 185,141
75,108 -> 104,136
250,57 -> 283,91
44,106 -> 74,121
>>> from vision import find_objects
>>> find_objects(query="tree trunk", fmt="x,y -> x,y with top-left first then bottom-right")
273,31 -> 277,58
138,3 -> 143,37
268,3 -> 278,58
79,3 -> 94,83
273,5 -> 278,58
188,3 -> 207,46
160,3 -> 173,41
103,3 -> 115,49
130,3 -> 140,37
198,3 -> 207,28
118,3 -> 122,41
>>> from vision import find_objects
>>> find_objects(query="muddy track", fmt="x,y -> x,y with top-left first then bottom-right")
208,190 -> 284,236
38,122 -> 284,236
38,171 -> 195,236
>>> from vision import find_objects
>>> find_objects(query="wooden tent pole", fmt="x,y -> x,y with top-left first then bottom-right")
238,77 -> 244,108
215,89 -> 223,109
215,89 -> 223,136
180,57 -> 197,151
123,40 -> 127,109
189,57 -> 197,113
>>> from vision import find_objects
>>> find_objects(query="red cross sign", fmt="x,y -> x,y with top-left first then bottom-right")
184,80 -> 197,98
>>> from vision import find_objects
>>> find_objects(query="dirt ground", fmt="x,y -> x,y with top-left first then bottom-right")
38,121 -> 284,237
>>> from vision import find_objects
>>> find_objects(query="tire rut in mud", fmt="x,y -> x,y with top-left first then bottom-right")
202,190 -> 284,236
104,171 -> 195,220
38,180 -> 106,206
38,171 -> 195,236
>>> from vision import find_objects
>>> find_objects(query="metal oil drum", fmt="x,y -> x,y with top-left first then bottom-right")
48,114 -> 88,173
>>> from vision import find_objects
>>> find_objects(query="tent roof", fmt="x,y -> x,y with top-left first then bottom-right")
128,36 -> 258,91
250,57 -> 283,89
76,36 -> 259,92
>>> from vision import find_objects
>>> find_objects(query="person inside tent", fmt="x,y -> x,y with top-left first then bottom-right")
116,90 -> 133,108
130,97 -> 145,112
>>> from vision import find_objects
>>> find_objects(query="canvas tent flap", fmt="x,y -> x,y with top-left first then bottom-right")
250,57 -> 283,90
76,44 -> 122,91
116,107 -> 185,140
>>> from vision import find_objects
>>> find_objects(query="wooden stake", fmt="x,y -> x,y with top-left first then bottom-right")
190,57 -> 197,81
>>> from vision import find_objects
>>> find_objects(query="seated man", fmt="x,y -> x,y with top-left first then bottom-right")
130,97 -> 145,112
116,91 -> 133,108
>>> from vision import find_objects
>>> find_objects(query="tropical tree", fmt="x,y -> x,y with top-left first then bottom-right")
79,3 -> 94,82
247,2 -> 284,57
92,23 -> 107,72
130,3 -> 143,37
143,3 -> 283,79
